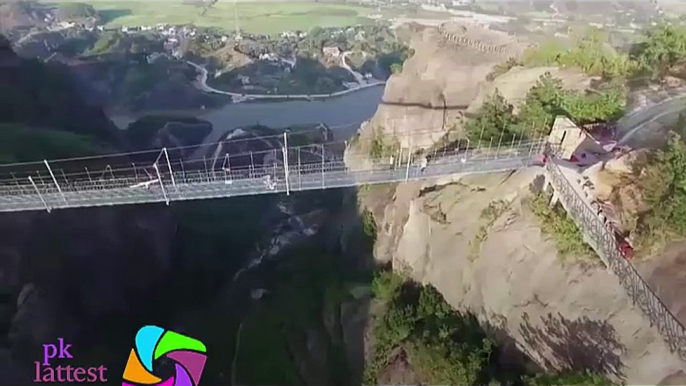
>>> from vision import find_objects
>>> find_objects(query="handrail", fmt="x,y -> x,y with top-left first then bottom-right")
545,158 -> 686,361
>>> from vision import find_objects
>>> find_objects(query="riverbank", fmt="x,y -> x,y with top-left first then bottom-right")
108,85 -> 384,144
187,60 -> 386,103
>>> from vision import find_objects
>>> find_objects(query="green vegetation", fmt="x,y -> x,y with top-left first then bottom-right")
634,132 -> 686,252
369,131 -> 399,160
362,208 -> 377,241
57,1 -> 448,34
631,23 -> 686,78
210,24 -> 410,94
234,244 -> 360,385
529,191 -> 596,262
390,62 -> 403,74
88,32 -> 162,55
470,200 -> 511,259
365,271 -> 495,385
522,22 -> 686,82
523,27 -> 638,79
487,57 -> 522,81
72,1 -> 375,34
464,90 -> 520,144
518,73 -> 625,137
0,124 -> 104,163
235,304 -> 299,385
56,2 -> 98,21
366,270 -> 613,384
466,72 -> 625,143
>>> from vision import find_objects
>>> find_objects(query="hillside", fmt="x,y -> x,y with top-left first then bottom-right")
0,35 -> 124,156
350,22 -> 686,384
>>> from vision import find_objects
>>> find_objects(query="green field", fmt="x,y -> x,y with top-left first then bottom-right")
54,1 -> 385,34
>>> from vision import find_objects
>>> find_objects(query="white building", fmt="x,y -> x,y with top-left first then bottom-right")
322,46 -> 341,57
259,53 -> 278,62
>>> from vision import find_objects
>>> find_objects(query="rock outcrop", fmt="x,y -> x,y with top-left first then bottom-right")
345,23 -> 590,171
360,170 -> 686,384
353,23 -> 520,151
353,22 -> 686,384
0,39 -> 181,380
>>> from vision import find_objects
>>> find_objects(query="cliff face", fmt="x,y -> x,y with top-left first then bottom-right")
360,172 -> 686,384
0,36 -> 125,148
0,37 -> 181,380
353,23 -> 686,385
345,23 -> 589,170
355,24 -> 511,151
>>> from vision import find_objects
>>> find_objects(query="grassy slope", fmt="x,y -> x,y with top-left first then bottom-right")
50,1 -> 449,34
0,124 -> 105,163
56,1 -> 375,34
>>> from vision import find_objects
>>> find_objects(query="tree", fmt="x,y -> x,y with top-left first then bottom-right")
518,73 -> 625,136
465,90 -> 519,144
366,275 -> 495,385
57,3 -> 97,21
636,133 -> 686,246
390,63 -> 402,74
632,23 -> 686,77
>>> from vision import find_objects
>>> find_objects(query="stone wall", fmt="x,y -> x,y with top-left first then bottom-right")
438,24 -> 531,58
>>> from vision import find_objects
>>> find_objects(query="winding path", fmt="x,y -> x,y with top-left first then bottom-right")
617,89 -> 686,145
187,60 -> 385,104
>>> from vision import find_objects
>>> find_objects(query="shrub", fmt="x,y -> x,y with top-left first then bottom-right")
529,192 -> 596,261
362,208 -> 377,239
464,90 -> 520,144
634,133 -> 686,251
470,200 -> 511,258
371,270 -> 404,301
390,63 -> 403,74
366,276 -> 494,385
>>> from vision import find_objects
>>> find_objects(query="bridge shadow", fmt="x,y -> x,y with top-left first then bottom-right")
379,100 -> 470,111
517,312 -> 626,379
479,311 -> 626,383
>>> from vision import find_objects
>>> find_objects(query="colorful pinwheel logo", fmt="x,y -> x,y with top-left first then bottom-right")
122,326 -> 207,386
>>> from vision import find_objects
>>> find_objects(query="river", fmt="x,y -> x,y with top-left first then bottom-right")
109,86 -> 384,143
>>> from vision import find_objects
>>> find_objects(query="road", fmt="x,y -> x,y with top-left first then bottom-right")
187,61 -> 385,104
616,89 -> 686,145
341,51 -> 365,84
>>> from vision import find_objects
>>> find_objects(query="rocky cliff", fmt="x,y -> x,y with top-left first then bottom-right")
353,22 -> 686,385
345,22 -> 589,170
0,36 -> 183,381
360,172 -> 686,384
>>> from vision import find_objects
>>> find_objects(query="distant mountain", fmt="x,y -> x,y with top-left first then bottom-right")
0,35 -> 125,158
473,0 -> 658,17
0,1 -> 51,33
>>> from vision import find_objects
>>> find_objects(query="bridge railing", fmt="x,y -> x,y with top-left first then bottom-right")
0,139 -> 546,198
545,159 -> 686,361
0,138 -> 547,212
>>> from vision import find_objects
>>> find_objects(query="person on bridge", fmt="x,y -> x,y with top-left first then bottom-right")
389,155 -> 395,169
224,167 -> 233,185
420,156 -> 428,175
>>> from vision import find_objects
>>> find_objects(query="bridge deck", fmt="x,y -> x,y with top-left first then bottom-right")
0,144 -> 541,212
